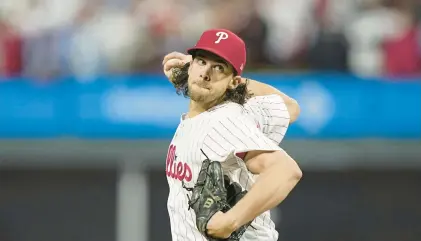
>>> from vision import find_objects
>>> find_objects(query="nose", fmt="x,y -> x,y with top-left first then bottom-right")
200,74 -> 210,82
199,65 -> 211,82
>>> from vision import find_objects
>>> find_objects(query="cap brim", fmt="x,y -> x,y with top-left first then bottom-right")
187,47 -> 240,75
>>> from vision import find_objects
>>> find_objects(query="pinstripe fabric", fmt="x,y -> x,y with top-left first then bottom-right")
166,95 -> 290,241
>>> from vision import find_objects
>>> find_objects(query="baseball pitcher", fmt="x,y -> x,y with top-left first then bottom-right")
162,29 -> 302,241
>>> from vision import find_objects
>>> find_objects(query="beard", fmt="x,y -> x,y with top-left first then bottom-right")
188,82 -> 211,103
189,89 -> 206,102
187,79 -> 227,108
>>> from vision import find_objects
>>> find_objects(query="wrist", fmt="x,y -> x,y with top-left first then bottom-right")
225,209 -> 242,231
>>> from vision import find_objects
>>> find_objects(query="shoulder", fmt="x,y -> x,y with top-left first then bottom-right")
207,102 -> 249,122
244,95 -> 285,107
204,102 -> 260,134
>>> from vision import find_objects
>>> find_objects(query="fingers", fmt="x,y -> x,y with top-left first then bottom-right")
162,51 -> 187,65
164,59 -> 185,71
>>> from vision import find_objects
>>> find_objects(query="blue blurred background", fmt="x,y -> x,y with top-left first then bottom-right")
0,0 -> 421,241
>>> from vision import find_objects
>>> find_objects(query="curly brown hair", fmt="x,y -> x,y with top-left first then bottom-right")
170,62 -> 251,105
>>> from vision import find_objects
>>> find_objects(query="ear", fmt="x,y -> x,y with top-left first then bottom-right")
228,76 -> 242,89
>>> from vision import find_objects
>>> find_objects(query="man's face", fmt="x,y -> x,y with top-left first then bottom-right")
187,50 -> 240,105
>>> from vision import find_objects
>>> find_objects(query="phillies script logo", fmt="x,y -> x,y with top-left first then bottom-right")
166,144 -> 192,182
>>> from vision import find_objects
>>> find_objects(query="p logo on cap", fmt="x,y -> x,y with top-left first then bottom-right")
215,32 -> 229,44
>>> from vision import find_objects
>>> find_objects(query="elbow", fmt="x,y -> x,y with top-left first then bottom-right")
287,98 -> 300,123
278,154 -> 302,183
290,155 -> 303,182
248,150 -> 303,182
282,163 -> 302,193
291,165 -> 303,182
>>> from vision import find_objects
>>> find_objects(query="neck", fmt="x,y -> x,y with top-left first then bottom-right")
187,100 -> 210,118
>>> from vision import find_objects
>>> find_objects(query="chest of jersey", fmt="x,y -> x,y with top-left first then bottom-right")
165,121 -> 211,187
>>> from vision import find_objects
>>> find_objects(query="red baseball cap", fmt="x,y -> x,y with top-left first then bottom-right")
187,29 -> 247,76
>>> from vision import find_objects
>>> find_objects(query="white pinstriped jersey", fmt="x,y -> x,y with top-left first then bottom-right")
166,94 -> 290,241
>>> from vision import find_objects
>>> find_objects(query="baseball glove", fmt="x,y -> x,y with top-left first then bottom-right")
182,149 -> 252,241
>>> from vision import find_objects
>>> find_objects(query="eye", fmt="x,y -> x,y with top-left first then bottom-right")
196,58 -> 206,65
213,65 -> 224,72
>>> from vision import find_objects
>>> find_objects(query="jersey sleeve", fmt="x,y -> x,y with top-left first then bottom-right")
243,94 -> 290,144
201,112 -> 283,163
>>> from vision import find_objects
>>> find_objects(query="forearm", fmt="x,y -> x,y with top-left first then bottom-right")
245,78 -> 283,97
226,161 -> 301,228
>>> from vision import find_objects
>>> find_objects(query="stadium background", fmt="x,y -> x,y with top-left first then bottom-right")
0,0 -> 421,241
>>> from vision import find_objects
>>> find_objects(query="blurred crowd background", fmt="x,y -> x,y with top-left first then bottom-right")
1,1 -> 421,241
0,0 -> 421,80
